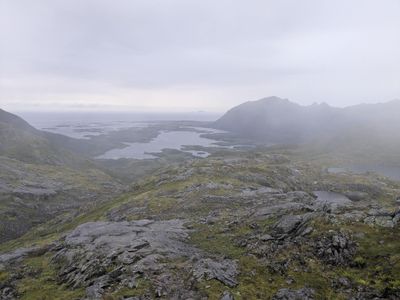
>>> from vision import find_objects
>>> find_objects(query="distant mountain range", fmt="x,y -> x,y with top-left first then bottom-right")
213,96 -> 400,146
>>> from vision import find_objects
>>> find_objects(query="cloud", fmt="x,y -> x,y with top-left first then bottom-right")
1,0 -> 400,111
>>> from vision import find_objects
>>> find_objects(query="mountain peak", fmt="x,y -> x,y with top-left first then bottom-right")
249,96 -> 291,106
213,97 -> 400,144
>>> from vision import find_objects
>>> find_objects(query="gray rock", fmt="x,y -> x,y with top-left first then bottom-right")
315,232 -> 356,265
85,275 -> 110,299
364,212 -> 397,228
241,187 -> 282,197
52,219 -> 239,298
64,219 -> 190,255
274,215 -> 304,235
393,212 -> 400,225
367,208 -> 392,217
52,219 -> 198,296
254,203 -> 312,218
285,191 -> 315,204
344,191 -> 369,202
221,290 -> 234,300
1,286 -> 16,300
273,213 -> 314,237
374,216 -> 395,228
260,234 -> 274,241
193,258 -> 238,287
0,246 -> 46,264
340,211 -> 366,222
273,287 -> 315,300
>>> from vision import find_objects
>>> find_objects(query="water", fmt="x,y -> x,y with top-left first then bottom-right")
15,111 -> 243,160
17,111 -> 221,139
328,165 -> 400,181
313,191 -> 352,210
96,129 -> 224,159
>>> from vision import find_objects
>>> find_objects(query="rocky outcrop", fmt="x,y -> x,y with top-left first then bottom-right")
193,258 -> 238,287
51,219 -> 238,298
364,208 -> 400,228
314,232 -> 356,265
272,213 -> 314,238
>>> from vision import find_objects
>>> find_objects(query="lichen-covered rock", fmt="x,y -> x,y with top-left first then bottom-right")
193,258 -> 238,287
51,219 -> 238,298
364,208 -> 399,228
273,213 -> 314,237
315,232 -> 356,265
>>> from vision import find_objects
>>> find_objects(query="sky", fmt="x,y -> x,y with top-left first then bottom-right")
1,0 -> 400,112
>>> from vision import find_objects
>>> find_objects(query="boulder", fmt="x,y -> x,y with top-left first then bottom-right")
274,215 -> 304,235
344,191 -> 369,202
272,213 -> 314,237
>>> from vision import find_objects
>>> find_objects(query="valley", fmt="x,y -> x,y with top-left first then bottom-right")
1,100 -> 400,299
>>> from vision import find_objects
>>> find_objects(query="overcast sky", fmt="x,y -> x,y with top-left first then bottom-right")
1,0 -> 400,112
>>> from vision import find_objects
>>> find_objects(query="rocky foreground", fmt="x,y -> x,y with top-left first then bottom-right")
1,150 -> 400,299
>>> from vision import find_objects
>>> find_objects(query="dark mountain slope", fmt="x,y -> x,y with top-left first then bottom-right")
213,97 -> 400,147
0,109 -> 86,165
214,97 -> 345,143
0,109 -> 122,242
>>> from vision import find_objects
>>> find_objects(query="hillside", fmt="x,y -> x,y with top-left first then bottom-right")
0,149 -> 399,299
213,97 -> 400,145
0,109 -> 85,165
0,109 -> 122,243
0,108 -> 399,299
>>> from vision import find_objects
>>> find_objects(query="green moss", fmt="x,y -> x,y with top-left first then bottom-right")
0,270 -> 9,282
147,197 -> 178,214
310,215 -> 400,294
189,223 -> 245,259
107,278 -> 152,298
17,255 -> 84,300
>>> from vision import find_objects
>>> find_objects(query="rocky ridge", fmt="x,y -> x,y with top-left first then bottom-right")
1,151 -> 400,299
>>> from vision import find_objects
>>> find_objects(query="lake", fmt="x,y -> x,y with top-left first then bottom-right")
16,111 -> 230,159
96,129 -> 226,159
17,111 -> 221,139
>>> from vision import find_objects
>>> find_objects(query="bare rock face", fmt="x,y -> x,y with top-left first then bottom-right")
193,258 -> 238,287
0,245 -> 49,265
272,287 -> 315,300
63,219 -> 190,256
52,219 -> 238,298
364,208 -> 400,228
272,213 -> 315,238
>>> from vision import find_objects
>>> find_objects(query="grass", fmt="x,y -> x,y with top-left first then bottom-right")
2,149 -> 400,298
104,278 -> 152,299
17,255 -> 85,300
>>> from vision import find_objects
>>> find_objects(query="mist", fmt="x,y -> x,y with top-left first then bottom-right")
1,0 -> 400,112
1,2 -> 400,299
